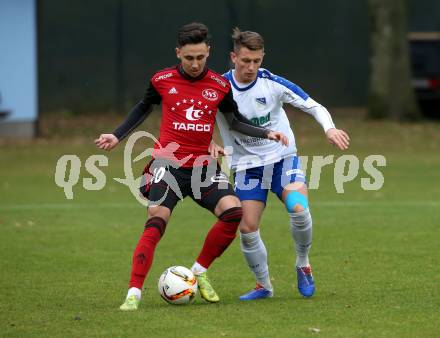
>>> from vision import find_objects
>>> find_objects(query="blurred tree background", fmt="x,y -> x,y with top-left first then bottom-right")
368,0 -> 420,120
37,0 -> 440,118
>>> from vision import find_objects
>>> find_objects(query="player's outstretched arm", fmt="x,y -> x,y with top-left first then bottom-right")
286,93 -> 347,150
326,128 -> 350,150
94,82 -> 161,151
94,101 -> 151,151
93,101 -> 149,152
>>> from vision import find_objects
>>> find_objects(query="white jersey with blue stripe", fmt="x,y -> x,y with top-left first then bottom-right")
217,68 -> 335,171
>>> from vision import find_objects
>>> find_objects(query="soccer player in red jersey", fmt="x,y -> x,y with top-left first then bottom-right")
95,22 -> 288,310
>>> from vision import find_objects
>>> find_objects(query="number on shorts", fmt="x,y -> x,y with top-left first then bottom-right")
153,167 -> 165,183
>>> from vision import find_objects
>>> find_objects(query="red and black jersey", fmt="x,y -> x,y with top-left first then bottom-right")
113,65 -> 270,168
150,66 -> 231,167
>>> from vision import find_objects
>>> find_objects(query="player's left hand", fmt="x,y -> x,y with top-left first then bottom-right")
208,141 -> 226,158
326,128 -> 350,150
267,131 -> 289,146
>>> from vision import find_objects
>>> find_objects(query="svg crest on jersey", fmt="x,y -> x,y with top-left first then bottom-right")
202,89 -> 218,101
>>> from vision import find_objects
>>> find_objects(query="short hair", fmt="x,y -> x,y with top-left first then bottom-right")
177,22 -> 210,47
231,27 -> 264,52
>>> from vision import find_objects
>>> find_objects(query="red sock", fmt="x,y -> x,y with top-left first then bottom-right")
196,207 -> 242,269
129,217 -> 167,289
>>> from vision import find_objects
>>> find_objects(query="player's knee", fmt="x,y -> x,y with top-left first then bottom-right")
239,216 -> 259,234
148,205 -> 171,222
285,190 -> 308,213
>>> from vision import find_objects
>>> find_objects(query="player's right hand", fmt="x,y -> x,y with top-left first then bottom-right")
208,141 -> 227,158
95,133 -> 119,151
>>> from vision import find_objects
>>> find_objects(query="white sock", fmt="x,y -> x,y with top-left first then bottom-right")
127,287 -> 141,300
289,209 -> 313,267
191,262 -> 207,276
240,230 -> 273,291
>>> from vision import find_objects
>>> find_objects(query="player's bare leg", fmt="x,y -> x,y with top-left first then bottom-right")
238,200 -> 274,300
282,182 -> 315,297
192,195 -> 242,303
120,206 -> 171,311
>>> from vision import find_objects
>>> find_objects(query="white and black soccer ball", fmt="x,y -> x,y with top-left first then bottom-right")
158,266 -> 198,305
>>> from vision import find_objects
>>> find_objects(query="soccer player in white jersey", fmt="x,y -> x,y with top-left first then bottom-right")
215,28 -> 350,300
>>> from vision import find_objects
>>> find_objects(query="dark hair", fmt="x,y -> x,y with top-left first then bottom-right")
177,22 -> 210,47
231,27 -> 264,52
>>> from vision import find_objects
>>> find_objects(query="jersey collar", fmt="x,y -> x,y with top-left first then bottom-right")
228,70 -> 260,91
177,64 -> 208,82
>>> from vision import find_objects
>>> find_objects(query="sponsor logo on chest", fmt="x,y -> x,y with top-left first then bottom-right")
250,112 -> 271,127
170,98 -> 214,132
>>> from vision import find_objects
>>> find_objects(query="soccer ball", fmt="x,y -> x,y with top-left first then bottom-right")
158,266 -> 198,305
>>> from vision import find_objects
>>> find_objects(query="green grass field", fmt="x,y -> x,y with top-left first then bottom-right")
1,112 -> 439,337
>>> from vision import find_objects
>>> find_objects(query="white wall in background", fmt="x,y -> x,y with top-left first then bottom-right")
0,0 -> 37,123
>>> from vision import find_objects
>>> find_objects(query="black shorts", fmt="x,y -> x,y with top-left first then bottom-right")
140,159 -> 236,213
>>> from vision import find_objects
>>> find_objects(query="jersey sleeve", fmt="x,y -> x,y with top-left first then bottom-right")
270,73 -> 335,133
296,97 -> 335,132
218,89 -> 270,139
112,82 -> 161,140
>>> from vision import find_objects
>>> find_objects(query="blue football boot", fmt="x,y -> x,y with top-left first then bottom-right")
296,266 -> 315,297
239,284 -> 273,301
